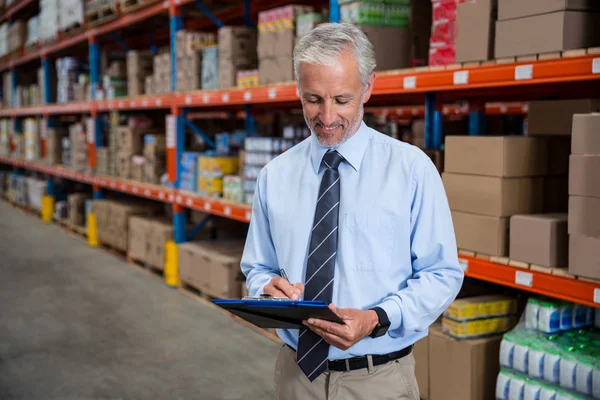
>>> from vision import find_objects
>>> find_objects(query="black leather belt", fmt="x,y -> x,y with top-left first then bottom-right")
286,344 -> 413,372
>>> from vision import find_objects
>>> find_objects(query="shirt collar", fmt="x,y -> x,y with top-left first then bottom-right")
310,121 -> 369,174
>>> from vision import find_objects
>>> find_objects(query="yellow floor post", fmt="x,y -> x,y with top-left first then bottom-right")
164,240 -> 179,287
41,195 -> 55,223
87,212 -> 99,247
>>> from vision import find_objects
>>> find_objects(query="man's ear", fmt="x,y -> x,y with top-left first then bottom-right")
362,72 -> 376,104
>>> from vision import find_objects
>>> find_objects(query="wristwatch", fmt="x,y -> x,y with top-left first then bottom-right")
369,307 -> 391,338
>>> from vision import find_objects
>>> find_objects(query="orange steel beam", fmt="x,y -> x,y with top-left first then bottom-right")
462,255 -> 600,308
0,0 -> 36,23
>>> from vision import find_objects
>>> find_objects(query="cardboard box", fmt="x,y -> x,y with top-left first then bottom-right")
495,11 -> 600,58
259,56 -> 294,85
116,127 -> 153,154
131,158 -> 144,182
451,211 -> 509,256
509,213 -> 568,267
456,0 -> 497,63
569,234 -> 600,279
218,26 -> 257,60
219,57 -> 258,89
528,99 -> 600,135
498,0 -> 600,20
274,29 -> 295,57
445,136 -> 548,177
68,193 -> 89,227
569,155 -> 600,198
148,219 -> 174,270
359,25 -> 411,71
414,336 -> 429,400
572,114 -> 600,155
178,242 -> 209,289
547,136 -> 571,175
116,152 -> 131,179
569,196 -> 600,238
544,176 -> 568,213
429,324 -> 501,400
128,215 -> 154,262
443,173 -> 544,217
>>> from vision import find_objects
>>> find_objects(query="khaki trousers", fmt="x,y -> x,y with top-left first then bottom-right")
274,345 -> 420,400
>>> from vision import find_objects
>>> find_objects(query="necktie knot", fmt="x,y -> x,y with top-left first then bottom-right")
322,151 -> 344,170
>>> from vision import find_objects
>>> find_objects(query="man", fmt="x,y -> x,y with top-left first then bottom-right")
241,23 -> 463,400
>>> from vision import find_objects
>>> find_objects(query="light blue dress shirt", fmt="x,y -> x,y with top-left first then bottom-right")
241,121 -> 464,360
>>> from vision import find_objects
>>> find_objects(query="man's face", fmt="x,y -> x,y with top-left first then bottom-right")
298,50 -> 376,148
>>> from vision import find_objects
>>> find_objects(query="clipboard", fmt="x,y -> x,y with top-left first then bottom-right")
212,298 -> 345,329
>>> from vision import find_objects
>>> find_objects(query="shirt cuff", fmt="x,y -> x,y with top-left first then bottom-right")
377,298 -> 402,331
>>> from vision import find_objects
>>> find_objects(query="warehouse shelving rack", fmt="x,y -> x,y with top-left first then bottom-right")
1,0 -> 600,306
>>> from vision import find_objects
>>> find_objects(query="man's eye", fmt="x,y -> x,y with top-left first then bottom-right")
306,98 -> 320,104
336,99 -> 349,105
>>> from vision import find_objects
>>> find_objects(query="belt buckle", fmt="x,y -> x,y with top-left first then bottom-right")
344,359 -> 351,372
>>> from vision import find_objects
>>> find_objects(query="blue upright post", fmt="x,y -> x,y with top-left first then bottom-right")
10,68 -> 17,107
424,92 -> 436,149
174,204 -> 186,244
93,187 -> 103,199
47,175 -> 55,197
432,109 -> 443,150
175,109 -> 187,189
170,8 -> 183,92
468,102 -> 486,136
89,39 -> 100,100
244,0 -> 252,27
42,57 -> 53,104
245,105 -> 256,136
330,0 -> 340,22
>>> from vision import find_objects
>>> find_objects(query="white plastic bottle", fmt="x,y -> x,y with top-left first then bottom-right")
539,301 -> 561,334
509,373 -> 526,400
559,346 -> 578,391
501,332 -> 517,369
524,379 -> 542,400
543,344 -> 561,384
575,353 -> 594,396
528,340 -> 546,379
539,383 -> 557,400
559,302 -> 573,331
496,369 -> 513,400
514,336 -> 531,374
526,298 -> 541,330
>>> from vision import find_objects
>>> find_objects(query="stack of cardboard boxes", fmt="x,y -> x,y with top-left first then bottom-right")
178,240 -> 246,298
258,6 -> 312,85
115,127 -> 144,179
128,216 -> 186,271
568,113 -> 600,281
218,27 -> 257,89
68,193 -> 90,227
92,199 -> 161,252
152,50 -> 171,94
495,0 -> 600,59
46,126 -> 68,165
143,134 -> 166,184
444,136 -> 549,257
201,46 -> 219,90
175,30 -> 216,91
69,121 -> 87,172
7,20 -> 26,54
197,155 -> 238,198
127,50 -> 153,97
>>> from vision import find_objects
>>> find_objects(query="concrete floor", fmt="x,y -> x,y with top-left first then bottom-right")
0,201 -> 279,400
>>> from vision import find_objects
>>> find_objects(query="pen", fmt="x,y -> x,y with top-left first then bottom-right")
280,268 -> 290,282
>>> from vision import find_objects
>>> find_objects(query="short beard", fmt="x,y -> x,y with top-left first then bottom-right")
304,100 -> 365,149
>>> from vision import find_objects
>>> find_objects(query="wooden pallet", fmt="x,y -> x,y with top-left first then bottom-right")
86,3 -> 118,27
119,0 -> 160,14
55,217 -> 88,239
126,255 -> 164,278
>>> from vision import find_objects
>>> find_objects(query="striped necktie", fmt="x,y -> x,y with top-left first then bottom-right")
297,150 -> 344,382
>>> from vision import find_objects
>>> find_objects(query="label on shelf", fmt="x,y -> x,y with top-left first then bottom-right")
515,271 -> 533,287
118,101 -> 125,109
594,288 -> 600,304
403,76 -> 416,89
132,187 -> 138,194
176,195 -> 182,203
515,65 -> 533,80
204,202 -> 211,211
222,93 -> 230,103
224,207 -> 231,216
458,259 -> 469,272
202,94 -> 210,104
245,211 -> 252,221
268,88 -> 277,99
186,198 -> 192,206
453,71 -> 469,85
159,192 -> 165,200
86,119 -> 95,144
130,101 -> 137,108
144,189 -> 150,196
593,58 -> 600,74
244,91 -> 252,101
166,115 -> 176,149
142,99 -> 149,107
155,99 -> 162,106
185,95 -> 192,105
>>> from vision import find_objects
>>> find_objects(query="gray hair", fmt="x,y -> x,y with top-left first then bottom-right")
293,23 -> 376,87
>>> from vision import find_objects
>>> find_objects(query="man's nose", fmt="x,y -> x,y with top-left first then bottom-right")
319,101 -> 336,126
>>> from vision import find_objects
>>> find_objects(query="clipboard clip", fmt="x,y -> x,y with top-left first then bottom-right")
242,294 -> 291,301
